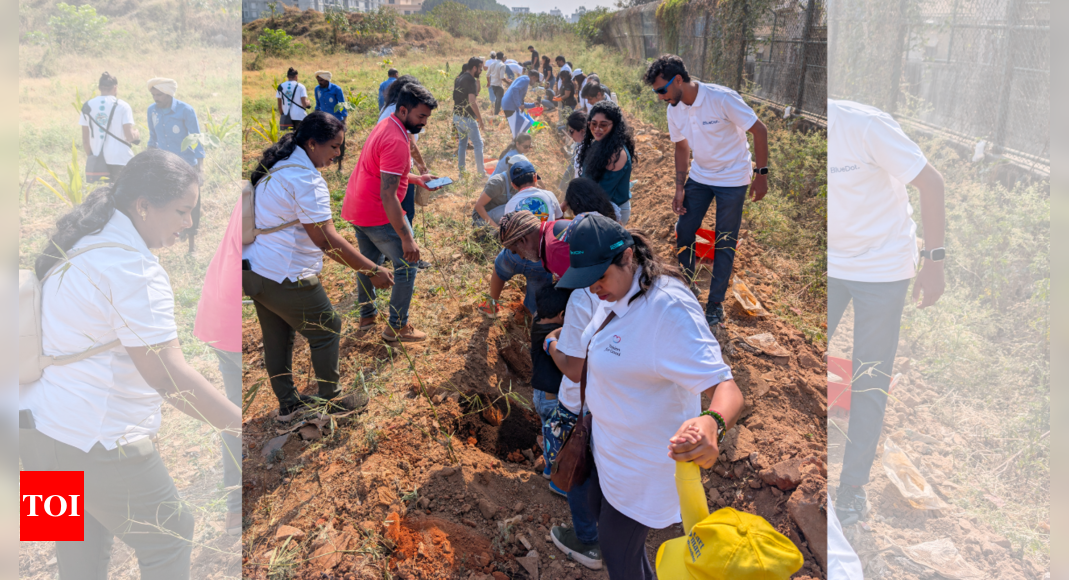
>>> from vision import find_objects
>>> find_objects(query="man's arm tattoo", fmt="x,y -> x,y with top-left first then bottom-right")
675,170 -> 688,188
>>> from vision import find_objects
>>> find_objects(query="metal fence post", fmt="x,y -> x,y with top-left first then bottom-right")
794,0 -> 817,112
886,0 -> 910,114
992,0 -> 1021,153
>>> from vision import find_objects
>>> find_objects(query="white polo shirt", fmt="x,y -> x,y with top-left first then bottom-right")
584,269 -> 733,528
554,288 -> 609,414
488,60 -> 506,87
79,95 -> 135,166
277,80 -> 309,121
667,82 -> 758,187
20,210 -> 178,452
557,63 -> 572,92
827,100 -> 927,282
242,146 -> 334,283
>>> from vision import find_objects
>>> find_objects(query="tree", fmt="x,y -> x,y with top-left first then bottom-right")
421,0 -> 510,14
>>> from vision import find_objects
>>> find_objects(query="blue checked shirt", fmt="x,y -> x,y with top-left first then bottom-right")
147,98 -> 204,167
315,83 -> 348,121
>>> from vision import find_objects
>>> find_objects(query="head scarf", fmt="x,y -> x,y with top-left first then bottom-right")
315,70 -> 332,81
146,77 -> 177,96
498,211 -> 540,248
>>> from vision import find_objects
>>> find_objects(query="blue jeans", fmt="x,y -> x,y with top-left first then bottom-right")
533,390 -> 557,471
494,248 -> 554,316
675,179 -> 749,306
213,347 -> 242,513
353,223 -> 418,328
453,114 -> 484,173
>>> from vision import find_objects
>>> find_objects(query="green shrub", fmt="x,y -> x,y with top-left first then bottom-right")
34,3 -> 123,54
257,27 -> 295,58
575,7 -> 612,46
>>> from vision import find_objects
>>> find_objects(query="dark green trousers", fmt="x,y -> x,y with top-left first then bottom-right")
243,270 -> 342,408
19,426 -> 195,580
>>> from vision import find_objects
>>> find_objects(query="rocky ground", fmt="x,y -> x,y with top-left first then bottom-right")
240,117 -> 829,579
828,306 -> 1048,580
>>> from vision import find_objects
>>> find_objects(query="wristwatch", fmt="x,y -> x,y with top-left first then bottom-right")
753,167 -> 769,175
920,247 -> 946,262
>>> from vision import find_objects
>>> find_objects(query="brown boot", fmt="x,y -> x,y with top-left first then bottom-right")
382,324 -> 427,343
357,316 -> 377,335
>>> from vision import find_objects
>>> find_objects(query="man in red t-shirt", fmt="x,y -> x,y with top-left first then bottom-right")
342,83 -> 440,342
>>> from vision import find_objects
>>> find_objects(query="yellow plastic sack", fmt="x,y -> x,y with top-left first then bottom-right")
881,439 -> 950,510
731,275 -> 770,317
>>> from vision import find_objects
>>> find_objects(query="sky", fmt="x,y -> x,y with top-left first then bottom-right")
495,0 -> 619,15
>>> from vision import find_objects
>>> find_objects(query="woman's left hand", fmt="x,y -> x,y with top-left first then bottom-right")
668,415 -> 720,468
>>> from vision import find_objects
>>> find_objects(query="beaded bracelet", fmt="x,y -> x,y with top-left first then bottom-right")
700,410 -> 727,444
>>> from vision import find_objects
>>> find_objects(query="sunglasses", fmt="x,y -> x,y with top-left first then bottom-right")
653,76 -> 676,95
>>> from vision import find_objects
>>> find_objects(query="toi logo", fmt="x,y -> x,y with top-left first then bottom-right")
20,471 -> 84,541
612,335 -> 621,344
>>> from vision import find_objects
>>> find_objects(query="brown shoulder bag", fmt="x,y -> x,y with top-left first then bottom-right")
550,311 -> 617,492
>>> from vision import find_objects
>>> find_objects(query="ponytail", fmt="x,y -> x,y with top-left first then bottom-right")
35,148 -> 199,278
250,111 -> 345,186
611,229 -> 687,304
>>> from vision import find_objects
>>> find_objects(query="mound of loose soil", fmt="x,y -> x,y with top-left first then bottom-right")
241,111 -> 829,579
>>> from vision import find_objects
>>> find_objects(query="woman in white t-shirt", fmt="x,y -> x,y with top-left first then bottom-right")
20,149 -> 241,579
551,214 -> 744,579
277,67 -> 310,131
79,71 -> 140,182
243,112 -> 393,423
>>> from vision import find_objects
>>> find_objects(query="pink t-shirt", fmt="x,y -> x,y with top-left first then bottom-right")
193,199 -> 242,352
342,115 -> 411,227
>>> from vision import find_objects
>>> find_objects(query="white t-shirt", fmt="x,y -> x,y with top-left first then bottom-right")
488,60 -> 506,87
20,210 -> 178,452
584,270 -> 733,529
667,82 -> 758,187
277,80 -> 308,121
503,186 -> 563,222
828,100 -> 927,282
242,146 -> 333,283
555,288 -> 608,414
557,63 -> 572,92
828,498 -> 865,580
78,95 -> 135,166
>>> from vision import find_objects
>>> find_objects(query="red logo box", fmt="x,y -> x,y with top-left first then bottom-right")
20,471 -> 84,541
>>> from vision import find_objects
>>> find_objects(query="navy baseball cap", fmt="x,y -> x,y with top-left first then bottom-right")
509,159 -> 537,183
556,214 -> 634,289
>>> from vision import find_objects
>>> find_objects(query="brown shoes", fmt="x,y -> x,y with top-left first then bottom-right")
382,324 -> 427,342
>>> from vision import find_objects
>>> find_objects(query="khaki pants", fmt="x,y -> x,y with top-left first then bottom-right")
19,425 -> 195,580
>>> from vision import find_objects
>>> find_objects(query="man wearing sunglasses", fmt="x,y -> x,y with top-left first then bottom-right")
643,55 -> 769,328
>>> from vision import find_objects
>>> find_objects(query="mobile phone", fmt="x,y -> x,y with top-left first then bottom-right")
424,176 -> 453,189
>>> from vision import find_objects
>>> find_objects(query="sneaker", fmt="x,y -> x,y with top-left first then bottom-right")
542,464 -> 552,480
325,391 -> 370,415
835,484 -> 870,526
550,526 -> 603,570
548,481 -> 567,498
706,302 -> 725,327
382,324 -> 427,343
276,394 -> 317,423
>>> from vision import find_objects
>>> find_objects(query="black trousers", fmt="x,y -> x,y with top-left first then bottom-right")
828,276 -> 911,486
587,466 -> 655,580
491,86 -> 505,116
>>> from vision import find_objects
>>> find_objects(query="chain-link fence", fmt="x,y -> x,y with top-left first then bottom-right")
603,0 -> 827,121
829,0 -> 1049,164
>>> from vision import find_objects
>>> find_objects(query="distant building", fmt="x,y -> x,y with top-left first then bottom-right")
242,0 -> 383,23
549,7 -> 562,16
382,0 -> 422,14
511,6 -> 529,13
568,6 -> 586,23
